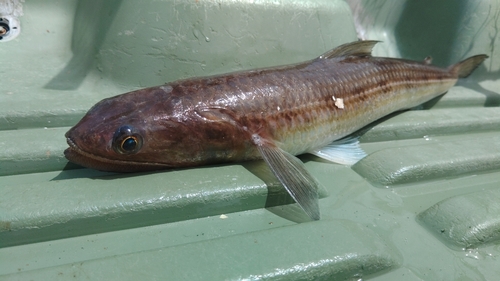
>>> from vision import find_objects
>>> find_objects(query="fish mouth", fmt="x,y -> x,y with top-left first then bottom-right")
65,137 -> 171,173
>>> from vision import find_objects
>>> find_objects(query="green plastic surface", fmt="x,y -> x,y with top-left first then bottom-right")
1,0 -> 500,280
418,189 -> 500,249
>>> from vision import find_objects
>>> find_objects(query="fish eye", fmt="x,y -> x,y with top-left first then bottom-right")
121,136 -> 138,152
113,125 -> 143,154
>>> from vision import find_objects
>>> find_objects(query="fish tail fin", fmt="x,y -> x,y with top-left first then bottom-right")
449,54 -> 488,78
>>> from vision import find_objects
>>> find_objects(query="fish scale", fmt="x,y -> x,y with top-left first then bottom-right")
204,59 -> 452,155
65,40 -> 487,220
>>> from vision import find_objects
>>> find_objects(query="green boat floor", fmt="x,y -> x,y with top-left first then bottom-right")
418,189 -> 500,249
1,0 -> 500,280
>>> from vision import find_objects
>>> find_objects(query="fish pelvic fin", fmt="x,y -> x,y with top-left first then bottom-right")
319,40 -> 380,60
449,54 -> 488,78
252,134 -> 320,220
309,136 -> 367,166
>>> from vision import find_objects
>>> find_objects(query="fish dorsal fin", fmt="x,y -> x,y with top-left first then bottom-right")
319,40 -> 380,60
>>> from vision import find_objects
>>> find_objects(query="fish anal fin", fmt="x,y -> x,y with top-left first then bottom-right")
319,40 -> 380,60
252,134 -> 320,220
309,136 -> 367,166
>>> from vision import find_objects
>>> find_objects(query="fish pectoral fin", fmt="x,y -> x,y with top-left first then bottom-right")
319,40 -> 379,60
252,134 -> 320,220
309,136 -> 367,166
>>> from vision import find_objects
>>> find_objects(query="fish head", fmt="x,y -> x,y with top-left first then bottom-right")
65,85 -> 203,172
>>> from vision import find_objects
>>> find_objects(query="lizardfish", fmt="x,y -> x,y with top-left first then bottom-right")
65,40 -> 487,220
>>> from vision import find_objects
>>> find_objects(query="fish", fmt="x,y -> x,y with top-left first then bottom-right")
65,40 -> 488,220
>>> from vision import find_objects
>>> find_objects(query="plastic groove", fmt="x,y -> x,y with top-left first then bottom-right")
0,162 -> 330,248
0,167 -> 267,248
352,137 -> 500,186
1,221 -> 399,280
417,189 -> 500,249
359,108 -> 500,143
0,127 -> 69,176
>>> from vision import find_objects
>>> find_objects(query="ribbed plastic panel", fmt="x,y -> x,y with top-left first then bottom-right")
1,0 -> 499,280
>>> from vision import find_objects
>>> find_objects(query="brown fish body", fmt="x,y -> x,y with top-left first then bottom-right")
169,56 -> 459,157
65,41 -> 487,220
